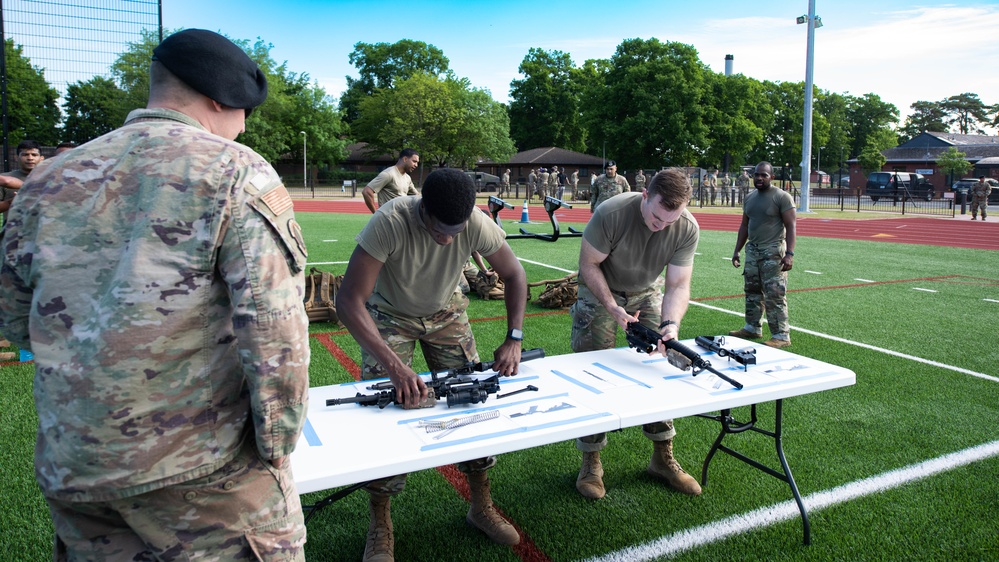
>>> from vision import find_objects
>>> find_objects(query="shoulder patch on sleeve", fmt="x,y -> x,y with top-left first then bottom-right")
261,185 -> 294,217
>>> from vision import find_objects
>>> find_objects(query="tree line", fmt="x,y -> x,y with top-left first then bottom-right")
6,33 -> 997,176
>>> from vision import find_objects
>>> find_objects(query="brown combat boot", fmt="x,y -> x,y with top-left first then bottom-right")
0,338 -> 11,347
0,352 -> 16,361
576,451 -> 606,499
763,338 -> 791,349
648,439 -> 702,496
465,470 -> 520,545
363,493 -> 394,562
728,328 -> 762,339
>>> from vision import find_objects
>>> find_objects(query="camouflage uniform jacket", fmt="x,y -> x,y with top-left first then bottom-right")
970,181 -> 992,200
590,173 -> 631,211
0,108 -> 311,502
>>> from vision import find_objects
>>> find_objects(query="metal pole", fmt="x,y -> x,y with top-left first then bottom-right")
798,0 -> 817,213
300,131 -> 306,189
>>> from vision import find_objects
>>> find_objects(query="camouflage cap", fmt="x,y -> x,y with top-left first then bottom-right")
153,29 -> 268,110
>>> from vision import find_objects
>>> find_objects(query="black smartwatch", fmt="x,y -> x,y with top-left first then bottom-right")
507,328 -> 524,341
658,320 -> 677,330
785,250 -> 794,256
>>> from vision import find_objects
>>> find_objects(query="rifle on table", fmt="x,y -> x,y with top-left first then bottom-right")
326,348 -> 544,409
625,322 -> 743,390
693,335 -> 756,371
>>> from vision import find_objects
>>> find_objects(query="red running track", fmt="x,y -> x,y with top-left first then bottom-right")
293,199 -> 999,251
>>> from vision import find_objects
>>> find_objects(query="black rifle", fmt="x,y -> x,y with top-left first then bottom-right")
694,335 -> 757,371
327,348 -> 544,409
625,322 -> 743,390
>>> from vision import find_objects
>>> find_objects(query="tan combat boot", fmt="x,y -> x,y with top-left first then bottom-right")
0,338 -> 11,347
465,470 -> 520,545
648,439 -> 702,496
0,352 -> 16,361
363,493 -> 394,562
576,451 -> 606,499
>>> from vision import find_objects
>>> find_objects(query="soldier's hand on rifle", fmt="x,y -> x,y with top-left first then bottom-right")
492,338 -> 522,377
656,323 -> 679,357
614,307 -> 640,331
386,362 -> 428,408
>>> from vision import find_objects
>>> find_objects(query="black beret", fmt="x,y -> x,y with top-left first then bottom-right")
152,29 -> 267,110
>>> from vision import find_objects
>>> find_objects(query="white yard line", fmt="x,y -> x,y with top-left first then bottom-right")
583,440 -> 999,562
517,257 -> 576,274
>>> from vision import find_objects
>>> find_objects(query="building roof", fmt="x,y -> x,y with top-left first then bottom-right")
900,131 -> 999,149
505,147 -> 605,166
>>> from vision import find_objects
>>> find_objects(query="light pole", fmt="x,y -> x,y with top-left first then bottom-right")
300,131 -> 307,189
796,0 -> 822,213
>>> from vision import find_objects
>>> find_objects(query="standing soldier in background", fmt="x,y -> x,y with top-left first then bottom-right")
970,176 -> 991,220
719,172 -> 732,206
570,168 -> 580,200
704,169 -> 718,205
499,168 -> 511,197
538,167 -> 550,199
549,165 -> 560,198
730,161 -> 796,348
635,169 -> 647,192
736,168 -> 752,204
589,160 -> 631,212
527,168 -> 538,201
0,29 -> 310,560
363,148 -> 420,214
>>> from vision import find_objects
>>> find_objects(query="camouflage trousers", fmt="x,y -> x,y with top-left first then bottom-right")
970,196 -> 988,218
570,283 -> 676,450
48,435 -> 305,562
361,292 -> 496,495
741,242 -> 790,339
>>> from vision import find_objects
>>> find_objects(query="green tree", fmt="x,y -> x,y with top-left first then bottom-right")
3,38 -> 62,147
940,92 -> 991,134
701,72 -> 767,172
898,100 -> 949,143
109,31 -> 347,167
508,48 -> 585,152
815,91 -> 852,171
62,77 -> 130,144
755,81 -> 829,173
339,40 -> 449,124
846,93 -> 899,162
581,38 -> 709,169
935,146 -> 972,186
352,72 -> 513,171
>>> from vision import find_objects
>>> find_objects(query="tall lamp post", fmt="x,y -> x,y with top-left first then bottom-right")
796,0 -> 822,213
817,146 -> 823,185
300,131 -> 307,189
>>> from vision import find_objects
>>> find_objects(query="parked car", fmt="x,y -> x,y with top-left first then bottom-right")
464,171 -> 500,192
864,172 -> 934,202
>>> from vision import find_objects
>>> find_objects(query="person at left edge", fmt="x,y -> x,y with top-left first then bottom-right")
0,28 -> 310,561
336,168 -> 528,561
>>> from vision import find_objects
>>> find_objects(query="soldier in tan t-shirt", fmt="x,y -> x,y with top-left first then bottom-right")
362,148 -> 420,213
569,168 -> 703,501
336,168 -> 528,559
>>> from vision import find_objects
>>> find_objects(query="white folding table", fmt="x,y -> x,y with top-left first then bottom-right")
292,337 -> 855,544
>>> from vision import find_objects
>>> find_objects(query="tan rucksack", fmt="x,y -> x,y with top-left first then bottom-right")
304,267 -> 343,325
529,272 -> 578,308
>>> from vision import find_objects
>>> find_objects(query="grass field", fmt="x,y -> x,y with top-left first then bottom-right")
2,210 -> 997,561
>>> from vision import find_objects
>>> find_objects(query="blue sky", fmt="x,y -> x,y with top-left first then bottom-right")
163,1 -> 995,128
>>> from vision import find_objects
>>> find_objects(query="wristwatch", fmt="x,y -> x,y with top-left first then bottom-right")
507,328 -> 524,341
658,320 -> 677,330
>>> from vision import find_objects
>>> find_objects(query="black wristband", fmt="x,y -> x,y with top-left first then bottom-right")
659,320 -> 677,330
785,250 -> 794,256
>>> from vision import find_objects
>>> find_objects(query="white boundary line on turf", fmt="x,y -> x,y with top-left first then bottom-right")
689,301 -> 999,383
517,257 -> 575,274
582,439 -> 999,562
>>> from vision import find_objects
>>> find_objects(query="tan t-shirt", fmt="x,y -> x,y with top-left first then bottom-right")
367,165 -> 417,206
743,186 -> 794,246
357,197 -> 507,317
581,192 -> 699,293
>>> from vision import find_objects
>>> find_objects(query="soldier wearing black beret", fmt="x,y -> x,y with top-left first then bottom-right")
1,27 -> 311,561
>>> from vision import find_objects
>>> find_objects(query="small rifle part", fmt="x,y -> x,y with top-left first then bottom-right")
625,322 -> 743,390
419,410 -> 501,439
694,335 -> 757,371
327,348 -> 546,408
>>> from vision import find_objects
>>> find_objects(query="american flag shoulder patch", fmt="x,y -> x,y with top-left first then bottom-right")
260,185 -> 294,216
